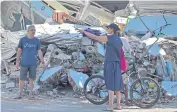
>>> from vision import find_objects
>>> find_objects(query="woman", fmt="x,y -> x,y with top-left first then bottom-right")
78,23 -> 124,110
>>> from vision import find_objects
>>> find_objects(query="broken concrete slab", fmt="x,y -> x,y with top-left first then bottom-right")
84,46 -> 96,54
9,70 -> 20,79
5,81 -> 15,89
59,91 -> 66,96
1,76 -> 8,84
46,91 -> 54,96
52,89 -> 58,95
1,60 -> 11,75
53,53 -> 71,60
71,52 -> 85,61
82,37 -> 93,45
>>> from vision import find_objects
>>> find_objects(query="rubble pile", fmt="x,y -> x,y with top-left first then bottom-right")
127,36 -> 177,100
128,40 -> 155,75
1,23 -> 177,98
1,23 -> 106,94
37,38 -> 105,93
159,40 -> 177,62
128,37 -> 177,81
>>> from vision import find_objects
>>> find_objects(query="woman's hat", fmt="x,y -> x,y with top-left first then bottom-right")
106,23 -> 120,32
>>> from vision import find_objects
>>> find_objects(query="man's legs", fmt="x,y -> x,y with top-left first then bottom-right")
124,84 -> 129,104
29,66 -> 37,98
122,73 -> 130,105
123,73 -> 132,105
29,79 -> 34,96
19,80 -> 25,97
17,66 -> 28,98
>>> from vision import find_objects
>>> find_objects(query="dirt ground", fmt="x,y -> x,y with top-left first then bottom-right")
1,86 -> 177,112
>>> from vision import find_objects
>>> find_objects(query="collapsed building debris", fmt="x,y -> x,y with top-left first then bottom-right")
34,44 -> 56,90
1,23 -> 177,100
126,36 -> 177,80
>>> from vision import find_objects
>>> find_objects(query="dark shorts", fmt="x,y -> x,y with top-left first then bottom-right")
20,66 -> 37,80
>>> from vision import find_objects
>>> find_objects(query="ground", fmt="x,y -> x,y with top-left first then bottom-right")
1,97 -> 177,112
1,87 -> 177,112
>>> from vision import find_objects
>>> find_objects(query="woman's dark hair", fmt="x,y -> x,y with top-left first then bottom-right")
115,31 -> 120,36
113,25 -> 121,36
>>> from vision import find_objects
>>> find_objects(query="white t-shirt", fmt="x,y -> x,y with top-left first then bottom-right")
120,36 -> 132,53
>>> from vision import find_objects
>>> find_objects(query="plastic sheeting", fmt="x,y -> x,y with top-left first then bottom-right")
162,81 -> 177,96
68,69 -> 89,89
125,15 -> 177,37
40,66 -> 63,81
79,52 -> 85,61
96,42 -> 105,57
148,44 -> 161,56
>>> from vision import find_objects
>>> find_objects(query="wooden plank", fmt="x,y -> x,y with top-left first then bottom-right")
42,1 -> 69,13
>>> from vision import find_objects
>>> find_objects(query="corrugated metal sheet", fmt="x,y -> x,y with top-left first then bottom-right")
115,1 -> 177,17
93,1 -> 129,13
130,1 -> 177,16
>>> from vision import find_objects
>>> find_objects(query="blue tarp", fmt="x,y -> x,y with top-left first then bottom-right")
96,42 -> 105,57
148,44 -> 161,56
125,15 -> 177,37
166,60 -> 173,75
68,69 -> 89,88
162,81 -> 177,96
40,66 -> 63,81
79,52 -> 85,60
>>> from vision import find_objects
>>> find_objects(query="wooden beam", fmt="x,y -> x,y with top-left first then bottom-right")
42,0 -> 69,13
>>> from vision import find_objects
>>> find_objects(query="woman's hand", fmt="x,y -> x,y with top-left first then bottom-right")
76,28 -> 107,43
76,28 -> 84,33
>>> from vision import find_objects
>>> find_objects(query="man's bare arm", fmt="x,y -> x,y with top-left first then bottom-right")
38,50 -> 44,63
16,48 -> 22,63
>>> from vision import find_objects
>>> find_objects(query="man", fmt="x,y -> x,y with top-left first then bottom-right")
15,25 -> 45,99
120,32 -> 132,106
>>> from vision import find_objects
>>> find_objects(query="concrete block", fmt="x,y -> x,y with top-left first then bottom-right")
5,81 -> 15,88
53,89 -> 58,95
46,91 -> 53,96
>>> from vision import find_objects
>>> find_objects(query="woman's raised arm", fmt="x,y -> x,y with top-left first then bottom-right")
77,29 -> 108,43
